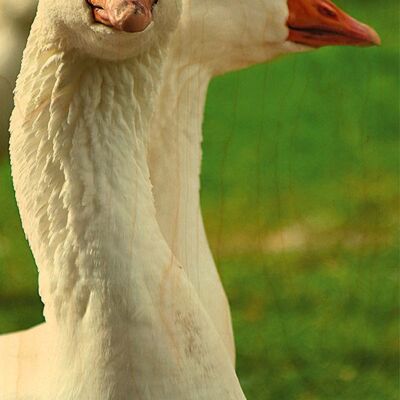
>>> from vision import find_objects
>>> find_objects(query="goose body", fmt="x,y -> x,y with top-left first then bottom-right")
0,0 -> 246,398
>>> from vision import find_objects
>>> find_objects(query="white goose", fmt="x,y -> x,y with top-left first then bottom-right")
149,0 -> 380,362
0,0 -> 246,398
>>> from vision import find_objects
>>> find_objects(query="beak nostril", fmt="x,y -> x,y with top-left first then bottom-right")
317,4 -> 338,19
133,4 -> 145,15
88,0 -> 154,32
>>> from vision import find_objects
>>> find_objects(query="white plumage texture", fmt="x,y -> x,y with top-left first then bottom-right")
0,0 -> 380,398
1,0 -> 247,398
0,0 -> 297,397
149,0 -> 303,364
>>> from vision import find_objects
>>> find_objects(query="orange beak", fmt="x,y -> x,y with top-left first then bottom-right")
287,0 -> 381,47
87,0 -> 154,33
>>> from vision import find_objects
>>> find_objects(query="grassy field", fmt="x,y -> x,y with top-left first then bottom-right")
0,1 -> 398,399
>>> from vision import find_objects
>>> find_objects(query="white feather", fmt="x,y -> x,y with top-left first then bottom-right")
1,0 -> 246,398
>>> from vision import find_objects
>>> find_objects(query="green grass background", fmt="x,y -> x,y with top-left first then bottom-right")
0,1 -> 398,399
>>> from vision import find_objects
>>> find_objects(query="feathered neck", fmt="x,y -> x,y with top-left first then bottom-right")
8,22 -> 169,397
148,53 -> 238,363
149,56 -> 214,275
10,24 -> 163,326
7,17 -> 248,400
149,61 -> 210,257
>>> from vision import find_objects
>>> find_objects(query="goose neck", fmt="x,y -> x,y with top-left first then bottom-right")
149,61 -> 211,263
10,36 -> 162,328
159,61 -> 210,144
149,61 -> 211,203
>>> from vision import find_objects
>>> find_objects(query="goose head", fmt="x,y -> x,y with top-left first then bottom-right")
35,0 -> 181,60
180,0 -> 380,74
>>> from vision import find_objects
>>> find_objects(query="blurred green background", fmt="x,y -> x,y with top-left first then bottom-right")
0,1 -> 398,399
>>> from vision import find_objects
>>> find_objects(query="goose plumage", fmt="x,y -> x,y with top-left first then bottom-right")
0,0 -> 246,398
149,0 -> 380,364
0,0 -> 379,398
